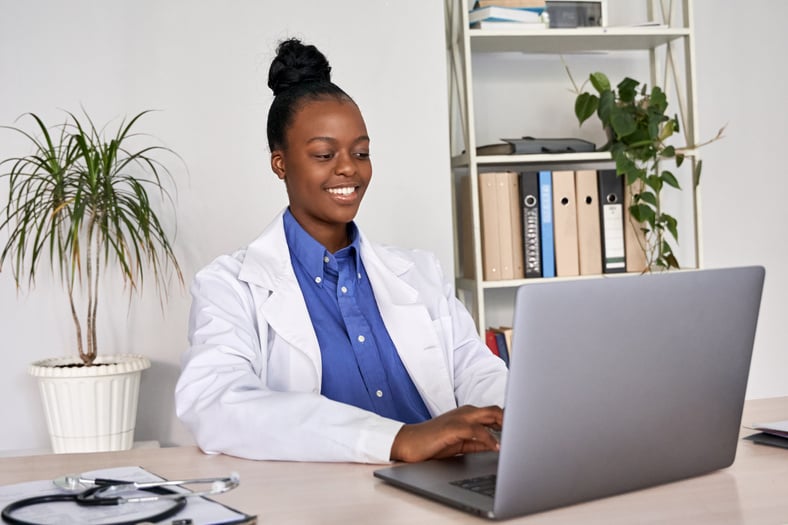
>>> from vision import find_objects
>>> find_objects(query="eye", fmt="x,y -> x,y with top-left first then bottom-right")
354,151 -> 371,160
313,152 -> 335,160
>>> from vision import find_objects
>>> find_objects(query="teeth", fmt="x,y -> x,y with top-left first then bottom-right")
327,187 -> 355,196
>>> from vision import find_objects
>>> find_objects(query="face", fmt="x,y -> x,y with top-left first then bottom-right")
271,97 -> 372,247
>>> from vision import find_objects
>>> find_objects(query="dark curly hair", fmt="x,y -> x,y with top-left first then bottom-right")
266,38 -> 354,151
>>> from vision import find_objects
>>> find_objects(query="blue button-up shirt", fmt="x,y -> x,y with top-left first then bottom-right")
283,209 -> 431,424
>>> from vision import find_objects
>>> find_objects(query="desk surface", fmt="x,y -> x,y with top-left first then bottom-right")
1,397 -> 787,524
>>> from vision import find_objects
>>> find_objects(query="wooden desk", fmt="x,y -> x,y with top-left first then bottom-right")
1,397 -> 787,524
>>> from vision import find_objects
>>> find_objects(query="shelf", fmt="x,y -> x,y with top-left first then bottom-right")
446,0 -> 700,334
468,27 -> 690,54
457,273 -> 635,292
451,151 -> 613,169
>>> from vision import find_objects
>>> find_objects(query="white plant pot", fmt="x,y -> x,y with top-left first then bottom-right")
29,354 -> 151,453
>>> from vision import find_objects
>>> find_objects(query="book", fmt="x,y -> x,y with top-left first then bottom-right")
538,171 -> 556,278
478,172 -> 502,280
551,170 -> 580,277
471,20 -> 547,30
492,329 -> 510,366
469,5 -> 542,24
474,0 -> 545,9
485,328 -> 501,357
575,170 -> 603,275
497,325 -> 514,357
519,171 -> 542,278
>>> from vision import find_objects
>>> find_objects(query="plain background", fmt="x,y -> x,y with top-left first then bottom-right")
0,1 -> 785,453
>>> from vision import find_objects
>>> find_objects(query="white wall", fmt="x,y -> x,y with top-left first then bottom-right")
693,0 -> 788,399
0,0 -> 452,452
0,0 -> 785,454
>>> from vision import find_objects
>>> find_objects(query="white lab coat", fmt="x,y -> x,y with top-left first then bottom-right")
175,210 -> 508,464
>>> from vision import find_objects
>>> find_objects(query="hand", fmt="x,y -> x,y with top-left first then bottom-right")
390,405 -> 503,463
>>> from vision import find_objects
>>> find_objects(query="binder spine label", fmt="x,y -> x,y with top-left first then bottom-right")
538,171 -> 555,278
524,202 -> 541,277
601,204 -> 626,270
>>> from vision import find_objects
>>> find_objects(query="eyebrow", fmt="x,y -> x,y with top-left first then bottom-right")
306,135 -> 370,145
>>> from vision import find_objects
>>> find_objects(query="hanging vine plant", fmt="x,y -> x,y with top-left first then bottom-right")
572,71 -> 723,271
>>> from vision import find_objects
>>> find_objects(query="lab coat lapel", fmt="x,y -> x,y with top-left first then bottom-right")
360,239 -> 457,416
239,212 -> 322,378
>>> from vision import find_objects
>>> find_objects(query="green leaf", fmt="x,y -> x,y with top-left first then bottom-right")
638,191 -> 657,206
575,93 -> 598,126
662,145 -> 675,158
610,109 -> 636,138
650,86 -> 668,113
694,159 -> 703,187
598,90 -> 615,124
630,203 -> 655,226
676,153 -> 684,167
589,72 -> 610,93
617,77 -> 639,103
661,170 -> 680,189
663,213 -> 679,241
646,174 -> 663,193
659,120 -> 676,142
665,251 -> 680,269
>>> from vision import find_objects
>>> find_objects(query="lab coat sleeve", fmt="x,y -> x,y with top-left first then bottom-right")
421,251 -> 508,409
175,255 -> 404,463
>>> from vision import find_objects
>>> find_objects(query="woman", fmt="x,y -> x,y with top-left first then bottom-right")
175,38 -> 508,463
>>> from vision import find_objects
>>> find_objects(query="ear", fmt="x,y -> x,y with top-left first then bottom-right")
271,150 -> 286,180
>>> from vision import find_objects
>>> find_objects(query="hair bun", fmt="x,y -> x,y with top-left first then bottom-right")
268,38 -> 332,96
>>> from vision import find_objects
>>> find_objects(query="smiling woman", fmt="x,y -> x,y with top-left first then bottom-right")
174,38 -> 508,464
271,97 -> 371,252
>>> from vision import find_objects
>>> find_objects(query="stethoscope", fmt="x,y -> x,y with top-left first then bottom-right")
1,472 -> 240,525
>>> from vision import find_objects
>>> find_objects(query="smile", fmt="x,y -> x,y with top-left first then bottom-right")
326,186 -> 356,196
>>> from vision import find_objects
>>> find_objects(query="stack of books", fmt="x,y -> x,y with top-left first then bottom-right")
469,1 -> 547,30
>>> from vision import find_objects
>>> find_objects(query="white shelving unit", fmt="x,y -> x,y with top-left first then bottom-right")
444,0 -> 701,334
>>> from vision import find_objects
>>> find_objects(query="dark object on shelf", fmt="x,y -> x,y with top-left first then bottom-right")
545,1 -> 602,28
476,137 -> 596,155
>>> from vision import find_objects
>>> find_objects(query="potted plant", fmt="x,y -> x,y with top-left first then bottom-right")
572,71 -> 723,270
0,110 -> 183,452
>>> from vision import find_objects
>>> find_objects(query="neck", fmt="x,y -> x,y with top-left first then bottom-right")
295,217 -> 351,253
322,229 -> 351,253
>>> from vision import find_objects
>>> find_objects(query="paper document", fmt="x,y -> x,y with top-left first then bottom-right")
0,465 -> 252,525
750,419 -> 788,439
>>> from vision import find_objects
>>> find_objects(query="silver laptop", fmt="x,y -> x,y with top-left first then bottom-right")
374,266 -> 765,520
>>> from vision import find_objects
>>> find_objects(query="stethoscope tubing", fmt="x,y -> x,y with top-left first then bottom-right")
1,482 -> 187,525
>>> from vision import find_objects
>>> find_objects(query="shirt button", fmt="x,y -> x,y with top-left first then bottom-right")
314,276 -> 322,284
341,286 -> 348,294
376,390 -> 383,398
323,256 -> 330,263
357,335 -> 365,343
357,273 -> 362,280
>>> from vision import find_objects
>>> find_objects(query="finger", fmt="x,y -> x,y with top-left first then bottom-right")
470,424 -> 500,451
461,405 -> 504,425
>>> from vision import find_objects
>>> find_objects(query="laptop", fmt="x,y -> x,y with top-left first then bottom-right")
374,266 -> 765,520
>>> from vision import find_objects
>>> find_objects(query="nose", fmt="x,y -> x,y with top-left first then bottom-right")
334,150 -> 356,177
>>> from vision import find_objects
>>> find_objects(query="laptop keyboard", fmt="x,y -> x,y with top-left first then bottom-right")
450,474 -> 497,497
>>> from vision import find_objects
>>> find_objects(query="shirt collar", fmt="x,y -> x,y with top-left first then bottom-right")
283,208 -> 362,283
